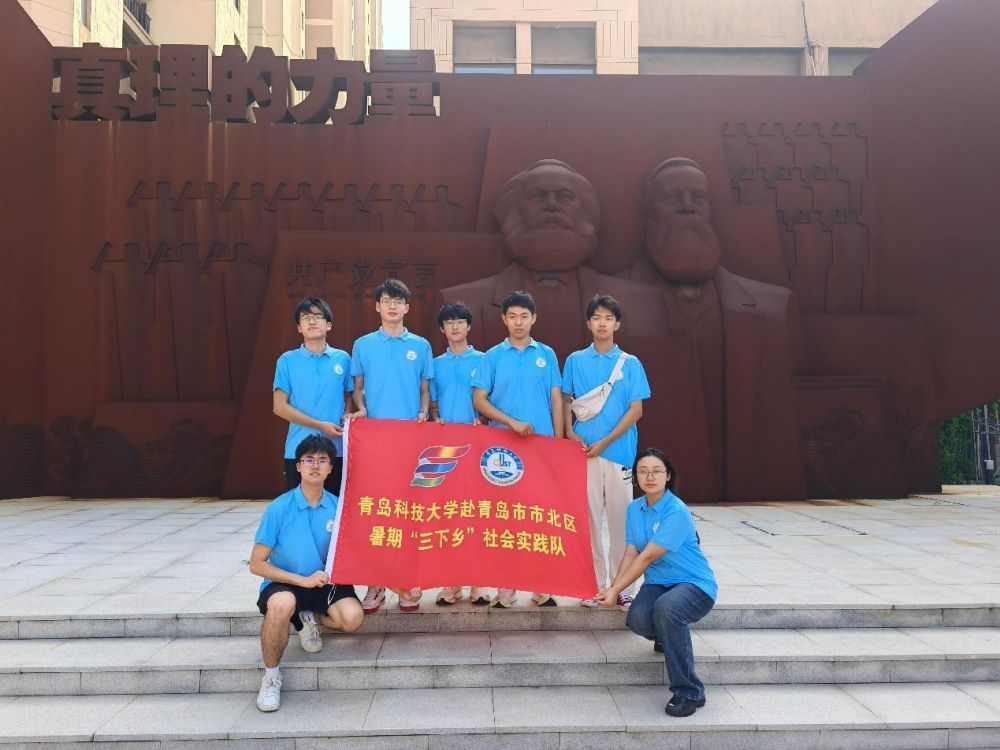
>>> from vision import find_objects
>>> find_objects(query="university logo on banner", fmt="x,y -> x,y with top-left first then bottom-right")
327,420 -> 595,598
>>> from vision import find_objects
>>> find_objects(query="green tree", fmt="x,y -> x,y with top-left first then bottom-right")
939,412 -> 974,484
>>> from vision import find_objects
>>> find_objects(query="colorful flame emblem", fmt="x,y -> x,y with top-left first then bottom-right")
410,444 -> 472,488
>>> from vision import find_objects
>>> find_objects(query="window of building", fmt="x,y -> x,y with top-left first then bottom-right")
79,0 -> 89,26
453,63 -> 516,75
531,26 -> 595,71
639,47 -> 802,76
829,48 -> 875,76
532,64 -> 595,75
453,26 -> 516,72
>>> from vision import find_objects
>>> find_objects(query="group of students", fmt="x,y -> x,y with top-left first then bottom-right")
248,278 -> 718,719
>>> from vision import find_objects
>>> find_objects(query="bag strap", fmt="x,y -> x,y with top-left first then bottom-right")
606,351 -> 628,387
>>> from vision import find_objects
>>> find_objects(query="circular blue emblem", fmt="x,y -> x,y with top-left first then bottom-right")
480,446 -> 525,486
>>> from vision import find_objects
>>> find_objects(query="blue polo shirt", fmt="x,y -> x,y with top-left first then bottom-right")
431,346 -> 484,423
254,486 -> 338,592
562,345 -> 651,468
351,328 -> 434,419
274,345 -> 353,458
625,491 -> 717,600
472,338 -> 561,437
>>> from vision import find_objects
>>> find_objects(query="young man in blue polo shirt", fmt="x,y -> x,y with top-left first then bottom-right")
563,294 -> 651,609
250,434 -> 364,712
429,301 -> 491,606
473,290 -> 563,608
273,297 -> 354,493
351,278 -> 434,613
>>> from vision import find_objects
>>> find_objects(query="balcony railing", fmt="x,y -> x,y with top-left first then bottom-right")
124,0 -> 151,35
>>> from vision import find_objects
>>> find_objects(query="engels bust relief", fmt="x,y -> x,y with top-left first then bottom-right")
440,159 -> 667,359
623,157 -> 808,500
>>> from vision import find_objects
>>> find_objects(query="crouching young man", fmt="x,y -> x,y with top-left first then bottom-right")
249,434 -> 364,712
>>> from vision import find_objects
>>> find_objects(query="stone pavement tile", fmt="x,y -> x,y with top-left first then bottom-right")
493,686 -> 623,733
490,631 -> 604,664
826,569 -> 937,586
31,577 -> 141,596
740,568 -> 845,586
230,688 -> 373,738
900,627 -> 1000,657
0,694 -> 136,742
142,637 -> 257,668
0,671 -> 81,696
592,629 -> 666,663
378,632 -> 490,666
954,682 -> 1000,714
609,684 -> 753,731
431,733 -> 557,750
283,633 -> 383,668
856,586 -> 988,607
298,737 -> 427,750
797,628 -> 940,658
318,665 -> 435,690
95,692 -> 254,741
841,683 -> 1000,728
78,593 -> 202,615
956,584 -> 1000,602
1,594 -> 102,617
33,637 -> 173,669
0,638 -> 65,668
364,687 -> 493,734
697,629 -> 820,659
120,578 -> 227,596
725,684 -> 883,729
67,564 -> 154,580
559,731 -> 689,750
18,618 -> 128,640
81,669 -> 200,695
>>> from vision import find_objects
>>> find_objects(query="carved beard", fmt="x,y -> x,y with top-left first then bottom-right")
644,213 -> 722,283
502,211 -> 597,272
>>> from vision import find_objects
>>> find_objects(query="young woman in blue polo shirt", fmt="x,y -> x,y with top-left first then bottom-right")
596,448 -> 717,718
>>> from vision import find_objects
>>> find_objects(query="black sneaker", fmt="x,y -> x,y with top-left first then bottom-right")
665,694 -> 706,717
653,640 -> 664,653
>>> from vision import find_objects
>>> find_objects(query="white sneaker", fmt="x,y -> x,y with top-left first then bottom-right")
362,586 -> 386,614
579,597 -> 599,608
256,673 -> 282,712
297,610 -> 323,653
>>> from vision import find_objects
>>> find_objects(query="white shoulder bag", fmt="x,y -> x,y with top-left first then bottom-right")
570,351 -> 628,422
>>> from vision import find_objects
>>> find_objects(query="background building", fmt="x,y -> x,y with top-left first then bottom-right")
18,0 -> 381,61
409,0 -> 938,75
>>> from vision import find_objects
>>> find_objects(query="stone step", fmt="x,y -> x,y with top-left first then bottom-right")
2,627 -> 999,697
0,682 -> 999,748
4,600 -> 998,640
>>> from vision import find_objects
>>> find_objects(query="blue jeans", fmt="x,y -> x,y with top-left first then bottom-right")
625,582 -> 715,700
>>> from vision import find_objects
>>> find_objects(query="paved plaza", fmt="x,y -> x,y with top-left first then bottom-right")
2,487 -> 998,618
0,487 -> 998,747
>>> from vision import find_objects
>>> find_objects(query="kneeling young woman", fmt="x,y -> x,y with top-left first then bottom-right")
596,448 -> 717,717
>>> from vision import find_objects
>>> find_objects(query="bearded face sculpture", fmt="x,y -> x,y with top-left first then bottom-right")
493,159 -> 600,273
643,160 -> 722,284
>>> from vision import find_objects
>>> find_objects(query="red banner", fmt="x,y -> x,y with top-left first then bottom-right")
327,419 -> 596,598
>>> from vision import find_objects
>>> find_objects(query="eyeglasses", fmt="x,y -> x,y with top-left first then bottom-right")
378,298 -> 407,307
636,469 -> 668,478
299,314 -> 327,323
299,457 -> 331,468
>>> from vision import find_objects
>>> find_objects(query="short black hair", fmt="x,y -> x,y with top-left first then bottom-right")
294,434 -> 337,462
586,294 -> 623,321
632,447 -> 677,492
437,301 -> 473,328
293,297 -> 332,325
374,278 -> 411,303
502,290 -> 536,315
